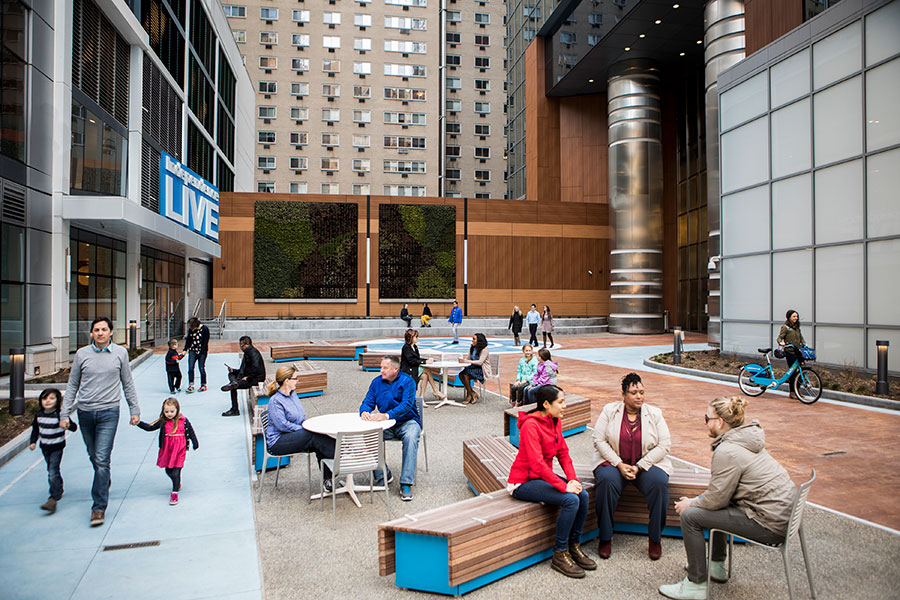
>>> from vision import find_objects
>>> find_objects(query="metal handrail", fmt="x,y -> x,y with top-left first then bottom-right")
144,300 -> 157,322
216,298 -> 227,338
192,298 -> 215,320
192,299 -> 202,318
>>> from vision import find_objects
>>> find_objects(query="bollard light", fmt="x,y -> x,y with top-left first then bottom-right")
875,340 -> 890,396
129,320 -> 138,350
673,327 -> 683,365
9,348 -> 25,416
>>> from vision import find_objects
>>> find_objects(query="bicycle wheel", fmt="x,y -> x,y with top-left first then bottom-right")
738,367 -> 767,397
793,368 -> 822,404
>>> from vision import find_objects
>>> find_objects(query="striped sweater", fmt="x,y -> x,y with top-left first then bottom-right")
30,409 -> 78,449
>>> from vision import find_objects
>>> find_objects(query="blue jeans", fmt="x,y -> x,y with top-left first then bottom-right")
78,408 -> 120,512
187,351 -> 207,386
451,323 -> 459,342
42,447 -> 64,500
593,464 -> 669,543
513,476 -> 589,551
375,420 -> 421,486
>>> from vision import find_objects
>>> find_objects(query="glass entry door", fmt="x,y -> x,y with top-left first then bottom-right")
153,284 -> 169,344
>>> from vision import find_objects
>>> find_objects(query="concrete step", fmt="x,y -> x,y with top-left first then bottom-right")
219,317 -> 608,341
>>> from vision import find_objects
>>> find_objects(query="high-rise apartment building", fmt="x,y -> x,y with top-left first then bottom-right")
225,0 -> 507,198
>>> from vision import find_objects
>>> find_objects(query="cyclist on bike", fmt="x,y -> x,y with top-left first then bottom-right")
776,310 -> 806,400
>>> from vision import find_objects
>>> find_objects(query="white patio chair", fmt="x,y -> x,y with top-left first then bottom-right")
707,469 -> 817,599
257,409 -> 314,503
478,353 -> 502,398
320,427 -> 390,529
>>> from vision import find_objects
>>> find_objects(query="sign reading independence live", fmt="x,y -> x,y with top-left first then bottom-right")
159,152 -> 219,242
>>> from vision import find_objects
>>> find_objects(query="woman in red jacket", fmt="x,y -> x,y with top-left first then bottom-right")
507,385 -> 595,578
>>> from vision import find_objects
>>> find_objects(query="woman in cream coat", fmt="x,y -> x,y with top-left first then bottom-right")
592,372 -> 672,561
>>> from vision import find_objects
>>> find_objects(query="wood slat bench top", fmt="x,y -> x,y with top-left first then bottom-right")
271,342 -> 365,360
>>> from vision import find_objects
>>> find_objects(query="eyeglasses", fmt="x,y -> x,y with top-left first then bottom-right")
704,414 -> 719,424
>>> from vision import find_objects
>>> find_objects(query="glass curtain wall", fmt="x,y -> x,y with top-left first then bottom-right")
0,0 -> 27,163
69,228 -> 128,351
1,221 -> 25,375
719,0 -> 900,371
140,247 -> 185,344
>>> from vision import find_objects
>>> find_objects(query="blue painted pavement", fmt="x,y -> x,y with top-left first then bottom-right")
356,336 -> 557,355
0,351 -> 261,600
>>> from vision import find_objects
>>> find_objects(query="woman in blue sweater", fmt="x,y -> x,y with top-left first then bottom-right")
265,365 -> 336,491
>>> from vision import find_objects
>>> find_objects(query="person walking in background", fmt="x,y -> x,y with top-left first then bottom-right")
220,336 -> 266,417
400,304 -> 413,327
138,397 -> 199,506
449,300 -> 463,344
659,396 -> 796,600
776,309 -> 806,400
509,344 -> 537,407
541,305 -> 555,348
507,385 -> 596,579
184,317 -> 210,393
508,305 -> 524,346
526,304 -> 541,346
420,303 -> 432,328
61,317 -> 141,527
592,372 -> 672,561
29,388 -> 77,514
165,338 -> 185,394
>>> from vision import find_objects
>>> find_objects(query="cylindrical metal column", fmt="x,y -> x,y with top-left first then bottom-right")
704,0 -> 745,345
607,60 -> 664,334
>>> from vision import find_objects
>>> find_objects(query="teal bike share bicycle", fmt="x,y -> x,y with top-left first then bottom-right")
738,344 -> 822,404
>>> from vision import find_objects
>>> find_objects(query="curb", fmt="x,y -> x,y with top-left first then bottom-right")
0,349 -> 155,469
642,358 -> 900,411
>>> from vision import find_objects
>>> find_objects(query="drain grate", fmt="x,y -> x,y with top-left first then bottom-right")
103,540 -> 161,551
822,451 -> 847,456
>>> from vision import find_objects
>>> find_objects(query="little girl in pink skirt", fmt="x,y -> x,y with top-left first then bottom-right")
139,397 -> 199,505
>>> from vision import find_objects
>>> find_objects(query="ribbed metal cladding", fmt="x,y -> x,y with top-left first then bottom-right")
704,0 -> 745,344
607,60 -> 664,334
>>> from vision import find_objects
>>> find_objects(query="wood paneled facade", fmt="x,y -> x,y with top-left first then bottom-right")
215,193 -> 611,317
744,0 -> 804,55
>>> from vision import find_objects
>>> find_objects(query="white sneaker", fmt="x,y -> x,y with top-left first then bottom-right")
659,577 -> 708,600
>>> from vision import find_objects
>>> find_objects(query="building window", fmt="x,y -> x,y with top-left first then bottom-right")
446,99 -> 461,111
352,184 -> 370,195
384,160 -> 426,173
384,40 -> 427,53
475,34 -> 490,46
292,82 -> 309,96
353,109 -> 371,123
323,36 -> 341,49
474,79 -> 490,91
292,34 -> 310,47
70,99 -> 127,195
384,16 -> 427,30
446,122 -> 461,133
258,81 -> 277,94
475,193 -> 490,199
290,182 -> 308,193
384,63 -> 427,77
384,136 -> 426,149
321,183 -> 340,194
322,83 -> 340,97
384,184 -> 426,196
259,7 -> 278,20
322,108 -> 341,121
354,14 -> 372,27
322,59 -> 341,73
258,106 -> 276,118
233,30 -> 246,43
258,182 -> 275,193
223,5 -> 246,17
292,9 -> 310,22
474,147 -> 490,158
323,11 -> 341,24
258,131 -> 276,143
474,169 -> 490,181
385,111 -> 426,125
290,106 -> 309,120
446,32 -> 461,43
354,85 -> 371,98
446,145 -> 460,157
290,132 -> 308,145
353,159 -> 371,172
354,37 -> 372,50
475,101 -> 490,113
447,54 -> 460,66
474,12 -> 489,24
259,56 -> 277,69
446,10 -> 460,22
385,0 -> 426,6
258,156 -> 276,169
352,134 -> 370,147
321,132 -> 340,146
447,77 -> 461,90
353,61 -> 372,75
474,124 -> 490,135
384,87 -> 426,101
292,57 -> 310,71
445,169 -> 461,180
475,56 -> 490,68
290,157 -> 308,170
259,31 -> 277,44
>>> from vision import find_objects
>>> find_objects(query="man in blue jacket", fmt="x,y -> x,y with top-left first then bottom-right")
360,355 -> 421,501
448,300 -> 463,344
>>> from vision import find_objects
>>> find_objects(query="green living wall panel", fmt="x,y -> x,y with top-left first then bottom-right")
379,204 -> 456,299
254,201 -> 357,299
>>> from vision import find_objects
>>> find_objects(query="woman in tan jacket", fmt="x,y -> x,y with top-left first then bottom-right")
659,396 -> 797,600
592,372 -> 672,561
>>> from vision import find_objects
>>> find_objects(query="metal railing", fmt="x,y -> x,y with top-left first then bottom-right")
192,298 -> 215,321
143,300 -> 157,343
169,297 -> 185,340
215,298 -> 227,338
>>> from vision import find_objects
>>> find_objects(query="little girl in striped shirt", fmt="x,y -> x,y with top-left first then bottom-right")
29,388 -> 78,514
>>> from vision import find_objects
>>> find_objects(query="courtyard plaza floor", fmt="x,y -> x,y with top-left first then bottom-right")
0,333 -> 897,599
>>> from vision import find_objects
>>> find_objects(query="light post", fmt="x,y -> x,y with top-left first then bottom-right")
9,348 -> 25,416
129,320 -> 138,350
673,327 -> 683,365
875,340 -> 890,396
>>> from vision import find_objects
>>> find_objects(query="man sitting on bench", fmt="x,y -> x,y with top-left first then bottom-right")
360,356 -> 421,502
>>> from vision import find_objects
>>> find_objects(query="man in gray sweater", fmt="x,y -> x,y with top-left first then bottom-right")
61,317 -> 141,527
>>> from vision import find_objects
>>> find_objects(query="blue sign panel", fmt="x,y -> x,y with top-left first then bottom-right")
159,152 -> 220,242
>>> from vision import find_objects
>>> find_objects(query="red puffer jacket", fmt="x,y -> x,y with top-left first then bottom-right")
507,411 -> 577,492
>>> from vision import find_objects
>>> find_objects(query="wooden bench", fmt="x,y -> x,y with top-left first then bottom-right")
270,341 -> 366,362
502,393 -> 591,447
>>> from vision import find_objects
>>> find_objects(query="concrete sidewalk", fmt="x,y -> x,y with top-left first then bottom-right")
0,352 -> 261,600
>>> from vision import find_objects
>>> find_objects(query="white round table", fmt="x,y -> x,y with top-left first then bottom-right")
426,361 -> 471,409
303,412 -> 395,507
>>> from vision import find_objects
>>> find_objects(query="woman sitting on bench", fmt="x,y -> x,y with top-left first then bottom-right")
507,385 -> 596,579
592,372 -> 672,561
